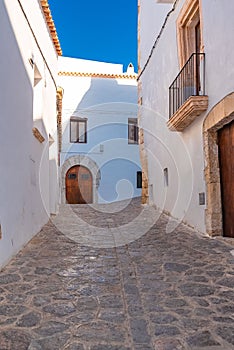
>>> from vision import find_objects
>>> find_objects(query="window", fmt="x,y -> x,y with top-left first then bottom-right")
34,63 -> 42,87
164,168 -> 169,187
68,173 -> 77,179
128,118 -> 139,144
70,118 -> 87,143
137,171 -> 142,188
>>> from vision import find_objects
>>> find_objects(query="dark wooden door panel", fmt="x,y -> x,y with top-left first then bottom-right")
78,166 -> 93,204
66,166 -> 79,204
66,166 -> 93,204
218,120 -> 234,237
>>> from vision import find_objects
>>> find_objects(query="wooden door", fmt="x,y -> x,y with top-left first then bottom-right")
66,166 -> 93,204
218,120 -> 234,237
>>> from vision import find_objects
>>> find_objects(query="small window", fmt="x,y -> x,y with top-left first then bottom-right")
34,63 -> 42,87
70,118 -> 87,143
128,118 -> 139,144
164,168 -> 169,187
137,171 -> 142,188
81,174 -> 90,180
199,192 -> 205,205
68,173 -> 77,179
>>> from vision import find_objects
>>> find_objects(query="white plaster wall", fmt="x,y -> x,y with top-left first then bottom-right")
138,0 -> 173,70
58,57 -> 141,203
139,0 -> 234,233
0,0 -> 59,268
19,0 -> 58,78
201,0 -> 234,107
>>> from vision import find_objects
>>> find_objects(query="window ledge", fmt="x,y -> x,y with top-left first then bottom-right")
32,127 -> 45,143
167,95 -> 208,131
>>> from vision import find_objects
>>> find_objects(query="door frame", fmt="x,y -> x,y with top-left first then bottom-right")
61,155 -> 100,204
203,92 -> 234,236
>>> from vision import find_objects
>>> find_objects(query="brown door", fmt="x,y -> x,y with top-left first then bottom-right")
218,120 -> 234,237
66,166 -> 93,204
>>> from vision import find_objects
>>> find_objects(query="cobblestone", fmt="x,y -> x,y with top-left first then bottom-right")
0,198 -> 234,349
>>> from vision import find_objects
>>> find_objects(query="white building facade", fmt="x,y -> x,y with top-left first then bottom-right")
0,0 -> 61,267
58,57 -> 141,204
138,0 -> 234,237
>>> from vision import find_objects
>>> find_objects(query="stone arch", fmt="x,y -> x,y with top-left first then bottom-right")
203,92 -> 234,236
61,155 -> 101,204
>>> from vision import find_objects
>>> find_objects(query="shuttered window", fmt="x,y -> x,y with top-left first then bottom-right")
128,118 -> 138,144
70,118 -> 87,143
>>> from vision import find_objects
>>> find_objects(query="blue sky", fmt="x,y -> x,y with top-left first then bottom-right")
49,0 -> 138,72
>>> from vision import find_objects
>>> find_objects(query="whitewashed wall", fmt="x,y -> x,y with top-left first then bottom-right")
59,57 -> 141,203
0,0 -> 59,268
139,0 -> 234,233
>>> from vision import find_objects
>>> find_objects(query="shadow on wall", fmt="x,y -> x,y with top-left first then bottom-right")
49,158 -> 59,214
98,158 -> 141,203
0,0 -> 34,218
77,78 -> 137,109
63,77 -> 138,145
0,0 -> 50,267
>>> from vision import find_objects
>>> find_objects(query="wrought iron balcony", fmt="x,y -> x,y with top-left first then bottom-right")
169,53 -> 206,117
168,53 -> 208,131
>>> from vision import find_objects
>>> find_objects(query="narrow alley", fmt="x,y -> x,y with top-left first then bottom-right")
0,199 -> 233,350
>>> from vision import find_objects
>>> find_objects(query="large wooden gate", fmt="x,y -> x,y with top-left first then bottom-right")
66,166 -> 93,204
218,120 -> 234,237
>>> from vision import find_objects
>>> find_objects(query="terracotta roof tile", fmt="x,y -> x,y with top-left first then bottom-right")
58,71 -> 137,80
40,0 -> 62,56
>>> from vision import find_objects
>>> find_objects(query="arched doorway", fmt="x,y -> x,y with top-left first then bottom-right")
61,156 -> 100,204
203,92 -> 234,237
218,121 -> 234,237
66,166 -> 93,204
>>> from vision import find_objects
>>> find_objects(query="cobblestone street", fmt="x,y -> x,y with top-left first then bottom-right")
0,199 -> 234,350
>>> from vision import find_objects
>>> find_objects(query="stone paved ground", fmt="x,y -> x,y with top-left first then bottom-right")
0,198 -> 234,350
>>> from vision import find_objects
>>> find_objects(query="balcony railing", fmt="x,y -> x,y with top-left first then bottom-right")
169,53 -> 205,118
